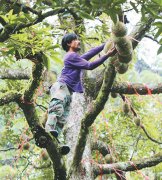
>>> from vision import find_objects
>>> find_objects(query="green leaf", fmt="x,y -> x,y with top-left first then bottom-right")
152,0 -> 162,6
130,1 -> 138,13
109,11 -> 118,24
155,27 -> 162,38
113,0 -> 126,6
46,45 -> 60,50
153,22 -> 162,28
79,11 -> 94,20
157,45 -> 162,55
24,13 -> 34,21
141,5 -> 146,21
7,9 -> 14,17
50,53 -> 62,65
144,5 -> 158,17
159,38 -> 162,44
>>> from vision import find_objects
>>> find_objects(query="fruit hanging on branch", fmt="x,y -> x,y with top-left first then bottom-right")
111,92 -> 118,98
105,154 -> 114,164
23,142 -> 30,150
109,21 -> 133,74
134,116 -> 141,126
113,36 -> 133,56
112,21 -> 127,37
122,102 -> 130,114
115,62 -> 129,74
118,53 -> 132,64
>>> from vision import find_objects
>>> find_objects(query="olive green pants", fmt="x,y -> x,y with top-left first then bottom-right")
45,82 -> 71,134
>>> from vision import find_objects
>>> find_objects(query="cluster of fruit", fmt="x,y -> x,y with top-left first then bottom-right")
104,21 -> 133,74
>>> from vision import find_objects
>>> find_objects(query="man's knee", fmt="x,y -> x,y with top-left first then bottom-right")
48,99 -> 65,117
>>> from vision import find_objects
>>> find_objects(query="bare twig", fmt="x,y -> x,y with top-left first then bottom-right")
140,124 -> 162,144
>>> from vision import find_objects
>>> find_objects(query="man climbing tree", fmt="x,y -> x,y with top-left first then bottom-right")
45,33 -> 116,154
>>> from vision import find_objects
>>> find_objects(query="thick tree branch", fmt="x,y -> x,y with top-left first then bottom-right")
23,64 -> 43,102
0,91 -> 22,106
18,101 -> 66,179
93,152 -> 162,176
91,140 -> 110,156
86,79 -> 162,98
14,53 -> 67,179
0,69 -> 31,80
111,82 -> 162,95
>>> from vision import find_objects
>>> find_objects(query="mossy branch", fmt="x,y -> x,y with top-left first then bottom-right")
0,69 -> 31,80
93,152 -> 162,176
0,91 -> 22,106
16,55 -> 67,179
17,102 -> 67,179
111,82 -> 162,95
22,55 -> 44,102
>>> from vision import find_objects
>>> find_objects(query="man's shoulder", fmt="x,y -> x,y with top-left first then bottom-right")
65,52 -> 79,59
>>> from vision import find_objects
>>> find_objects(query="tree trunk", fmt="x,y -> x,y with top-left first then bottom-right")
65,93 -> 94,180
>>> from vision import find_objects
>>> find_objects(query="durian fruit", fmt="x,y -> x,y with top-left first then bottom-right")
111,92 -> 118,98
113,36 -> 133,56
105,154 -> 113,164
23,142 -> 30,150
134,117 -> 141,126
116,62 -> 128,74
110,20 -> 133,75
112,21 -> 127,37
103,39 -> 114,54
118,53 -> 132,64
123,102 -> 130,114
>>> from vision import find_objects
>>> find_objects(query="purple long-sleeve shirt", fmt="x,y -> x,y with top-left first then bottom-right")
58,44 -> 108,93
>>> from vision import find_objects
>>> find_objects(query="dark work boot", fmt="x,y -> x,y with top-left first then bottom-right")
50,130 -> 58,138
59,145 -> 70,155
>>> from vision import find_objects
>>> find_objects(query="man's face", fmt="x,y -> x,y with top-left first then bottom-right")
68,39 -> 81,52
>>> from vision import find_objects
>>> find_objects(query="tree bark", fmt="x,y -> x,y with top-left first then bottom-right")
65,93 -> 94,180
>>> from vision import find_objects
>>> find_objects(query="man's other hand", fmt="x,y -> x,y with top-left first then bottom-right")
106,47 -> 117,57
